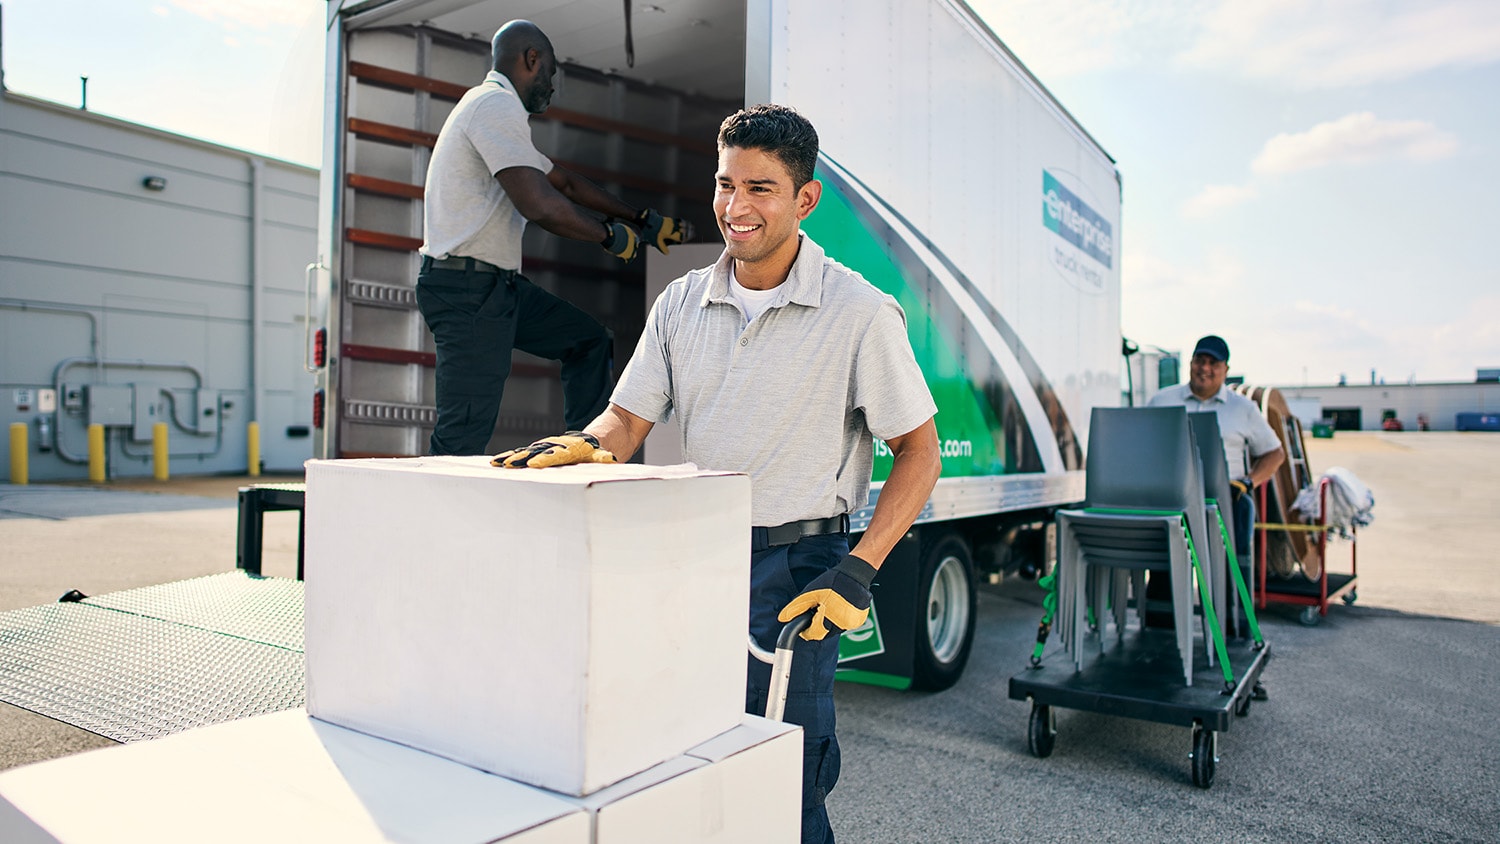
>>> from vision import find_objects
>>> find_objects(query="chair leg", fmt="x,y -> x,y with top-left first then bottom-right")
1169,524 -> 1194,686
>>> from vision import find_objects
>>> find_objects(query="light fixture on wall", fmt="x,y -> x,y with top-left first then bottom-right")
142,176 -> 167,191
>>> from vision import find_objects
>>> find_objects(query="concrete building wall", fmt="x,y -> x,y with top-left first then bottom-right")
1,90 -> 318,480
1277,382 -> 1500,431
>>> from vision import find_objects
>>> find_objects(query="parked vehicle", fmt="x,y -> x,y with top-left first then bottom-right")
311,0 -> 1122,689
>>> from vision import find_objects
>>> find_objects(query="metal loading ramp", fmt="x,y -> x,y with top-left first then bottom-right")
0,572 -> 304,743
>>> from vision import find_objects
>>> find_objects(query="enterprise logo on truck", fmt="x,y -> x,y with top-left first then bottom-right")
1042,170 -> 1113,269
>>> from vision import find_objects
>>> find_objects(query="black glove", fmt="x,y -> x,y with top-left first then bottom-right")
601,221 -> 641,262
491,431 -> 618,468
778,553 -> 877,642
636,209 -> 694,255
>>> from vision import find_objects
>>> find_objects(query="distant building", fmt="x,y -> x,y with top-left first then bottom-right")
1,86 -> 318,481
1276,372 -> 1500,432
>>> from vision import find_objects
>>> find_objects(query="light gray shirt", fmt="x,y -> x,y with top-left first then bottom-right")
1147,383 -> 1281,478
420,71 -> 552,269
612,235 -> 937,526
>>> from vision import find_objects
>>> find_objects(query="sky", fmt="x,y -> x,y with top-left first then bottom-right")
4,0 -> 1499,386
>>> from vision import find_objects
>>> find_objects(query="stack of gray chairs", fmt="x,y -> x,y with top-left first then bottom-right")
1054,407 -> 1217,686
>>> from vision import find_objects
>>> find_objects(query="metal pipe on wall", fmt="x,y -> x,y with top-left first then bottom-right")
249,156 -> 265,432
48,357 -> 206,464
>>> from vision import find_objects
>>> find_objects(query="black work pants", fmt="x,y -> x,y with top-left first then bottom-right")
746,532 -> 848,844
417,261 -> 611,456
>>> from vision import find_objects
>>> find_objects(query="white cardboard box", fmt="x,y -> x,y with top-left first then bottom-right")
0,710 -> 589,844
303,457 -> 752,796
566,715 -> 803,844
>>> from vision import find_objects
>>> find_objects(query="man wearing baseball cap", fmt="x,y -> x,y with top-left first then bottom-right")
1148,335 -> 1285,632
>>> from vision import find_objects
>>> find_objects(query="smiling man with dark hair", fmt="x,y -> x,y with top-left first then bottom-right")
495,103 -> 942,843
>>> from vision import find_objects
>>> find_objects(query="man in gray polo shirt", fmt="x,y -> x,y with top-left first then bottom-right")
1148,335 -> 1284,632
418,20 -> 693,455
494,104 -> 941,843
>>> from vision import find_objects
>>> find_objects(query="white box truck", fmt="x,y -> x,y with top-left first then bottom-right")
310,0 -> 1123,690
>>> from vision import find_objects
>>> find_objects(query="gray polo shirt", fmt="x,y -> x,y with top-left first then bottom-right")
1147,383 -> 1282,478
612,235 -> 937,526
420,71 -> 552,270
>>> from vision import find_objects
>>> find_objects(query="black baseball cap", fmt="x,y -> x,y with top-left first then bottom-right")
1193,335 -> 1230,363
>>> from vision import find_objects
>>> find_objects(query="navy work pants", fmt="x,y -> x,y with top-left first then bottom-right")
416,261 -> 611,455
746,531 -> 848,844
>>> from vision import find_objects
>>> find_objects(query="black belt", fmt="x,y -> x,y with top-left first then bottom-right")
421,255 -> 515,277
753,515 -> 850,550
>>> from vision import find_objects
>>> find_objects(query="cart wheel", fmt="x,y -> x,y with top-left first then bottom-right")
1251,682 -> 1269,702
1342,590 -> 1358,606
1027,702 -> 1056,758
1190,725 -> 1217,789
1234,693 -> 1251,717
1299,606 -> 1321,626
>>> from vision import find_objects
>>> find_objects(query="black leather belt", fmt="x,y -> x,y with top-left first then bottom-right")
421,255 -> 514,276
754,515 -> 850,549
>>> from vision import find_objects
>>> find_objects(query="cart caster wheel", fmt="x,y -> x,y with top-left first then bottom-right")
1342,590 -> 1358,606
1190,725 -> 1217,789
1027,702 -> 1056,758
1299,606 -> 1321,626
1251,682 -> 1268,702
1234,693 -> 1251,717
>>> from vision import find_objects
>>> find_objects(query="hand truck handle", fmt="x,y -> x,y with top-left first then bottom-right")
747,612 -> 814,722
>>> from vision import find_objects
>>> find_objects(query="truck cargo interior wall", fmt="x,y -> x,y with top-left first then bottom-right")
332,19 -> 741,458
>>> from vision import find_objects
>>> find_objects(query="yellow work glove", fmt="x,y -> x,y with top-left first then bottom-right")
636,208 -> 694,255
601,220 -> 641,262
778,554 -> 877,642
490,431 -> 617,469
1229,478 -> 1250,499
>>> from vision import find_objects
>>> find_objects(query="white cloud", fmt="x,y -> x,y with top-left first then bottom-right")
1181,183 -> 1258,218
169,0 -> 313,31
967,0 -> 1198,79
1120,249 -> 1249,354
1181,0 -> 1500,88
1251,112 -> 1457,174
151,5 -> 170,17
1240,296 -> 1500,384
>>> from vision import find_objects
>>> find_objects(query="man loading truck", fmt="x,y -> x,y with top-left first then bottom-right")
492,104 -> 943,844
418,20 -> 694,456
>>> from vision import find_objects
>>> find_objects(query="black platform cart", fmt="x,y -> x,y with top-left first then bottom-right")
1008,620 -> 1269,788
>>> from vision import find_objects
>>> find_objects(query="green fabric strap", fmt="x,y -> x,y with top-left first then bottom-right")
1031,572 -> 1058,662
1212,505 -> 1264,645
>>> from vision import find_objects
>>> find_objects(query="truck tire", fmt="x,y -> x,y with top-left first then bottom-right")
911,533 -> 976,691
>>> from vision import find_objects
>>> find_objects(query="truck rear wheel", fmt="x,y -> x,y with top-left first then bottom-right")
911,533 -> 976,691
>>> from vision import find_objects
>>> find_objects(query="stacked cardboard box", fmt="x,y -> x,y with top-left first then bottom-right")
0,459 -> 801,842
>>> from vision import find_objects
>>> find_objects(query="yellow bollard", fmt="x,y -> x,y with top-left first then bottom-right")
9,422 -> 27,485
247,421 -> 261,477
88,424 -> 106,482
153,422 -> 169,481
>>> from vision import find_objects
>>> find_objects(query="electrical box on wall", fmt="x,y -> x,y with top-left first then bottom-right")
132,385 -> 163,441
85,385 -> 133,427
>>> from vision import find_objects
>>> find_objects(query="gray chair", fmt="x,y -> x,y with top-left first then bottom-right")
1188,412 -> 1255,639
1054,407 -> 1215,685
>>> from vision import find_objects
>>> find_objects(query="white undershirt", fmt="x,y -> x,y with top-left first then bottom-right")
728,263 -> 781,325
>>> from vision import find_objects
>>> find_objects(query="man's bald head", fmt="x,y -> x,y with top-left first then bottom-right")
491,20 -> 558,114
492,20 -> 553,73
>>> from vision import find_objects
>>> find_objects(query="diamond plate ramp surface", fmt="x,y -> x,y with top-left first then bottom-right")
0,574 -> 306,743
83,571 -> 304,651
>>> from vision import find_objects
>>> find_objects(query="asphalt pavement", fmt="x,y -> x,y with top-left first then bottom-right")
0,436 -> 1496,842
